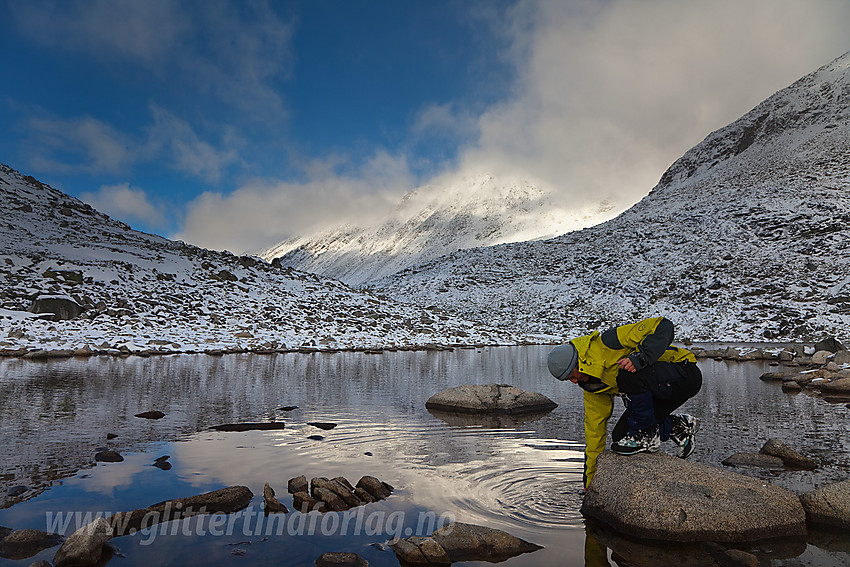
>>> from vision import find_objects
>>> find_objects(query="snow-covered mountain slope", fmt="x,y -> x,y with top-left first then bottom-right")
260,173 -> 621,286
0,164 -> 518,354
366,52 -> 850,343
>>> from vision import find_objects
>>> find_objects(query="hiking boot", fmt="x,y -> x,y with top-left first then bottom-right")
669,414 -> 700,459
611,424 -> 661,455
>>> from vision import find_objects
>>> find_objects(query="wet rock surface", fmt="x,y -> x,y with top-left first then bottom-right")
53,517 -> 112,567
759,439 -> 818,470
315,552 -> 369,566
800,479 -> 850,530
0,529 -> 63,560
582,452 -> 807,542
390,522 -> 542,564
721,453 -> 786,469
94,450 -> 123,463
263,483 -> 289,513
425,384 -> 557,414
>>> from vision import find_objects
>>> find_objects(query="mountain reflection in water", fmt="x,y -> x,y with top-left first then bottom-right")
0,348 -> 848,566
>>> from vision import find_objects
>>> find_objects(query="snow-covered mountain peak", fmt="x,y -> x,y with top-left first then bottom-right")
260,171 -> 622,286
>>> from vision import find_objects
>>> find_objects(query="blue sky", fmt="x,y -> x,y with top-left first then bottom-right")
3,0 -> 850,253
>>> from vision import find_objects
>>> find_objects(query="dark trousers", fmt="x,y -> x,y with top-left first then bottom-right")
612,361 -> 702,442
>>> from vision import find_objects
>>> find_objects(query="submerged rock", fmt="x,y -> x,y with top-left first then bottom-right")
800,480 -> 850,530
582,452 -> 806,542
53,517 -> 112,567
425,384 -> 557,414
389,522 -> 542,564
759,439 -> 817,470
721,452 -> 786,469
0,529 -> 63,560
315,552 -> 369,567
107,486 -> 253,536
210,422 -> 285,432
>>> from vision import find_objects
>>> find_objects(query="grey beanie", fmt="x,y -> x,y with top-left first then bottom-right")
548,343 -> 578,381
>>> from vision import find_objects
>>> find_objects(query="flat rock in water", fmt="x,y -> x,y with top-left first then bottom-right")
581,452 -> 806,542
0,529 -> 63,560
134,410 -> 165,419
721,452 -> 786,469
800,480 -> 850,530
53,517 -> 112,567
315,552 -> 369,566
210,422 -> 285,431
94,450 -> 123,463
425,384 -> 557,414
430,522 -> 542,562
760,439 -> 817,470
307,422 -> 337,430
820,377 -> 850,393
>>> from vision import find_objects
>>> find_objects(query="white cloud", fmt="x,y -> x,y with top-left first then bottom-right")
460,0 -> 850,209
176,151 -> 413,254
80,183 -> 167,229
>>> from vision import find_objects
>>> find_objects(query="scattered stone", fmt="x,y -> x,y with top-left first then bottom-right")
106,433 -> 118,440
307,435 -> 324,441
0,529 -> 63,560
210,422 -> 285,432
313,487 -> 348,512
292,492 -> 325,513
94,450 -> 123,463
355,476 -> 393,501
781,381 -> 802,393
134,411 -> 165,419
53,517 -> 112,567
263,483 -> 289,513
288,475 -> 308,494
277,406 -> 298,411
760,439 -> 817,470
834,350 -> 850,365
721,452 -> 786,469
154,455 -> 169,462
315,552 -> 369,567
581,452 -> 807,542
308,422 -> 337,430
231,548 -> 247,556
703,542 -> 760,567
425,384 -> 557,414
799,480 -> 850,530
108,486 -> 254,536
152,460 -> 172,471
6,485 -> 28,497
430,522 -> 542,563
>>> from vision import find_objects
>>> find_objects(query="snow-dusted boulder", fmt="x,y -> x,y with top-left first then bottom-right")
28,296 -> 82,320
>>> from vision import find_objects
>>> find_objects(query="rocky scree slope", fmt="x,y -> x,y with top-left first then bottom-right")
366,52 -> 850,342
0,164 -> 516,354
260,173 -> 620,287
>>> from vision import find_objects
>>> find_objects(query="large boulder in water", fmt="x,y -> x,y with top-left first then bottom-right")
581,452 -> 806,542
800,480 -> 850,530
425,384 -> 557,414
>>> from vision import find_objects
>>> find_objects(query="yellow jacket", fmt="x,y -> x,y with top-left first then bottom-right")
570,317 -> 695,487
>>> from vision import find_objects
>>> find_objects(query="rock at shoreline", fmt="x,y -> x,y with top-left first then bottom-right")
263,483 -> 289,513
425,384 -> 557,414
315,552 -> 369,567
721,452 -> 786,469
134,410 -> 165,419
53,518 -> 112,567
307,422 -> 337,430
814,337 -> 844,353
0,529 -> 63,560
800,480 -> 850,530
760,439 -> 817,470
107,486 -> 253,536
581,452 -> 806,542
210,422 -> 285,432
820,377 -> 850,393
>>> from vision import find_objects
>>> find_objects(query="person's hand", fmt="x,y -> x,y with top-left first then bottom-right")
617,358 -> 636,373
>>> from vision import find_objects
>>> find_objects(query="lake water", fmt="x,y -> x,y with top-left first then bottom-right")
1,347 -> 849,566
